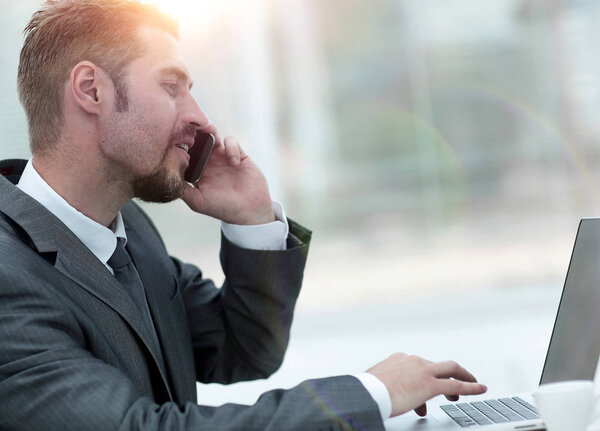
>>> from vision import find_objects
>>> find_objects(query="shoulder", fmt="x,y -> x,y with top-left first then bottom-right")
0,213 -> 41,270
0,214 -> 72,318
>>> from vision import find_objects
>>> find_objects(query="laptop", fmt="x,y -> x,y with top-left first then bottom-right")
385,218 -> 600,430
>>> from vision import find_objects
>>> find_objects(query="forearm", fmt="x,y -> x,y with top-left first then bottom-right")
178,220 -> 312,384
1,346 -> 381,431
120,375 -> 383,431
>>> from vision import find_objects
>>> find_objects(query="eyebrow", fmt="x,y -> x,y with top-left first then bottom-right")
158,66 -> 194,90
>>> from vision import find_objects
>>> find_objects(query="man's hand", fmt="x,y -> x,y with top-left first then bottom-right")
182,126 -> 275,225
367,353 -> 487,418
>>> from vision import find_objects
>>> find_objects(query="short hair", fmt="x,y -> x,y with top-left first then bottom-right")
17,0 -> 179,154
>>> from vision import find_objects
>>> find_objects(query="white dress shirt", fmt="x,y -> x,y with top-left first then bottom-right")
15,158 -> 391,421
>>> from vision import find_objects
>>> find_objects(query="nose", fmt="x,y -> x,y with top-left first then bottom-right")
180,92 -> 209,130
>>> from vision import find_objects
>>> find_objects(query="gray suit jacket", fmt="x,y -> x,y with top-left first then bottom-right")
0,160 -> 384,431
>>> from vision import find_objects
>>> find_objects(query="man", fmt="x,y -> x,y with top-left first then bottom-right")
0,1 -> 487,430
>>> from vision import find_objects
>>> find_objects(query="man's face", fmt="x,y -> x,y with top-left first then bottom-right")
100,26 -> 207,202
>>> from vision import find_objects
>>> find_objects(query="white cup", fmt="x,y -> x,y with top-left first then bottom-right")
533,380 -> 596,431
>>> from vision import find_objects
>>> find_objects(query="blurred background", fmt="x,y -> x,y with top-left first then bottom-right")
1,0 -> 599,414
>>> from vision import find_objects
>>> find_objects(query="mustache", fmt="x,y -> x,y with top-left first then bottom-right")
170,124 -> 197,143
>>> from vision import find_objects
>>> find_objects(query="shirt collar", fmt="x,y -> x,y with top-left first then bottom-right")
16,159 -> 126,268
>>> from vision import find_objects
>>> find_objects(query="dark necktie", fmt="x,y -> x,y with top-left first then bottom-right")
108,238 -> 165,369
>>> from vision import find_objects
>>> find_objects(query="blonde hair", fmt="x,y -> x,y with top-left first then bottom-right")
17,0 -> 179,153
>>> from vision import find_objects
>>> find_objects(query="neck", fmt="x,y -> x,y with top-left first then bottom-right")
32,148 -> 132,227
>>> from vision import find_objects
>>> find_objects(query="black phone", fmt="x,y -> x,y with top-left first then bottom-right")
184,131 -> 215,183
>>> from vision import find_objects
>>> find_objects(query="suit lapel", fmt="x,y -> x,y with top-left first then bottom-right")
53,224 -> 173,399
124,214 -> 197,403
0,175 -> 173,399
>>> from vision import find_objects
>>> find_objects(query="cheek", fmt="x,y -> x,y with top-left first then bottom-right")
135,99 -> 177,142
127,107 -> 171,150
102,92 -> 178,163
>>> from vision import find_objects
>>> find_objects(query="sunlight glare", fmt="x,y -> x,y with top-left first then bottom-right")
142,0 -> 252,29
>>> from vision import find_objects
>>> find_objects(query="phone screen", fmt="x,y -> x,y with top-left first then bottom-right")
184,131 -> 215,183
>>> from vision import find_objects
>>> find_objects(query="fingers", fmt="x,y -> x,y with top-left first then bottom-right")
430,361 -> 486,397
223,136 -> 242,166
432,361 -> 478,383
197,120 -> 244,167
414,404 -> 427,417
199,122 -> 222,147
224,136 -> 240,165
436,378 -> 487,396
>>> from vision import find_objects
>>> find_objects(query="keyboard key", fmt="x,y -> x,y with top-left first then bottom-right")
484,399 -> 525,421
454,417 -> 478,427
471,401 -> 509,423
441,396 -> 544,427
440,405 -> 469,419
513,397 -> 540,415
457,403 -> 494,425
498,398 -> 540,420
440,405 -> 478,427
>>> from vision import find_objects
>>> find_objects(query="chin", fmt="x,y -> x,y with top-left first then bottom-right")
132,168 -> 186,203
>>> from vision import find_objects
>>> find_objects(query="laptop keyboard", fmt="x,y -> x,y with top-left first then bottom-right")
440,397 -> 540,427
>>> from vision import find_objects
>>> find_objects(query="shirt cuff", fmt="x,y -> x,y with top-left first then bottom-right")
221,201 -> 289,251
352,372 -> 392,421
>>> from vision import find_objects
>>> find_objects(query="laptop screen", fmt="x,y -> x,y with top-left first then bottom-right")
540,218 -> 600,384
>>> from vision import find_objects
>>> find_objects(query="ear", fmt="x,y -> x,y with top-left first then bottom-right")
69,61 -> 110,116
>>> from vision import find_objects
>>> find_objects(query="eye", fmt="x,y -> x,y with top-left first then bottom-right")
163,83 -> 178,95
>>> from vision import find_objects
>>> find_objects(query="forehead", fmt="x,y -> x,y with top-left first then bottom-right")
131,26 -> 193,83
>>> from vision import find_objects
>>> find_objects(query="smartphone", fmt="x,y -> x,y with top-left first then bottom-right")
184,131 -> 215,183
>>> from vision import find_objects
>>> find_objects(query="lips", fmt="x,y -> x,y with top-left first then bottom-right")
174,134 -> 195,157
175,143 -> 189,152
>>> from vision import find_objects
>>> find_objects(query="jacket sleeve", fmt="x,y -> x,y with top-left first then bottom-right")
119,375 -> 385,431
0,244 -> 384,431
173,219 -> 313,384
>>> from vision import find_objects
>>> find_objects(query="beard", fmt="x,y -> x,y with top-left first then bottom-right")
103,97 -> 196,203
131,147 -> 186,203
130,124 -> 197,203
